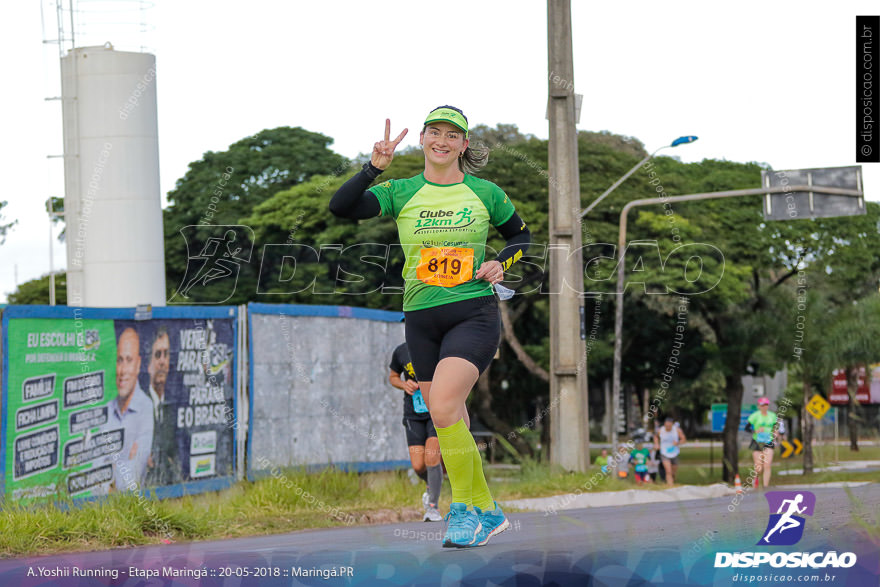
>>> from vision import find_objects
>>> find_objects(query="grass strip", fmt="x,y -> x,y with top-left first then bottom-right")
1,455 -> 875,558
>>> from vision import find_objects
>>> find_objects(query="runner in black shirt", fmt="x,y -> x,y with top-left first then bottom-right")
390,342 -> 443,522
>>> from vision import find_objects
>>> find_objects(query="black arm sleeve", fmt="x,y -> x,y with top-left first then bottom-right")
494,212 -> 531,270
329,162 -> 383,219
744,422 -> 753,433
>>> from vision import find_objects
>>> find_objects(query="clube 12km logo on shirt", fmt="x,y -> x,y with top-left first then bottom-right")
714,491 -> 857,570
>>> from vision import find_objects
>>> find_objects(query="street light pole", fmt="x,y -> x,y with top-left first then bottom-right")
580,137 -> 697,219
46,198 -> 63,306
578,136 -> 697,455
609,184 -> 863,457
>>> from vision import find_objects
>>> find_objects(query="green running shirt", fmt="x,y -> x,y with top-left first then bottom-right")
747,410 -> 777,443
370,173 -> 516,311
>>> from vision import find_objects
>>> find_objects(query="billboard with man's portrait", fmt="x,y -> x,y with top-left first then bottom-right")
0,306 -> 238,502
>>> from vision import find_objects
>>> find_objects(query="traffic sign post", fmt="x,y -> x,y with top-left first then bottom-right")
711,403 -> 756,433
834,407 -> 839,464
834,407 -> 840,463
761,166 -> 865,221
780,438 -> 803,458
781,439 -> 794,458
806,394 -> 831,420
710,404 -> 726,434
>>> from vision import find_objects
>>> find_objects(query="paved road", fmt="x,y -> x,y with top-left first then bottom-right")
1,484 -> 877,586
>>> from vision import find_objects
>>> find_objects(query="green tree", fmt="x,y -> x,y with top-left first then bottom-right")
241,150 -> 426,309
234,123 -> 880,467
7,273 -> 67,305
468,123 -> 535,147
773,280 -> 834,474
163,126 -> 349,304
581,151 -> 880,480
0,199 -> 16,245
823,295 -> 880,451
781,281 -> 880,471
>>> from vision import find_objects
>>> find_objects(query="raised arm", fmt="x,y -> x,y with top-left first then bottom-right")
329,163 -> 383,219
329,119 -> 407,219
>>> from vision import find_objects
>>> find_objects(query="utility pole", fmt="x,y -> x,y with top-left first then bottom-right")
547,0 -> 588,472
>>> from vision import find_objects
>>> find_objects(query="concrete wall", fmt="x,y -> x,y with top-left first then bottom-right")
248,305 -> 407,474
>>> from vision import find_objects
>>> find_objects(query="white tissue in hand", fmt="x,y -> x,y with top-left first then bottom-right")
494,284 -> 515,300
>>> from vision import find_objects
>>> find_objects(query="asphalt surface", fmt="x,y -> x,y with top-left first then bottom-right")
1,484 -> 878,586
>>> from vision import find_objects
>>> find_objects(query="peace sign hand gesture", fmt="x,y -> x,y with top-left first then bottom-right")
371,119 -> 408,170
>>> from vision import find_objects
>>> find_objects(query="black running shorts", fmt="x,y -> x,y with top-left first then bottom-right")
403,416 -> 438,447
750,439 -> 775,451
404,295 -> 501,381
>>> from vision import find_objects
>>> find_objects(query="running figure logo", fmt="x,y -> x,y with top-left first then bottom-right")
758,491 -> 816,546
168,225 -> 254,304
455,207 -> 472,225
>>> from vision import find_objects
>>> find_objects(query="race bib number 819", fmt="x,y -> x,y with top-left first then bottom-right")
417,247 -> 474,287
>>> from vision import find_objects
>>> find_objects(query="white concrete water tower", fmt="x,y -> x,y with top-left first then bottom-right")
60,43 -> 166,307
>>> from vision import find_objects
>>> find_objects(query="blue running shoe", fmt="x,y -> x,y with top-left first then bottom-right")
442,502 -> 481,548
473,502 -> 511,546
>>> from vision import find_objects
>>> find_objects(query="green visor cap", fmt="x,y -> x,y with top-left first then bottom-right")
424,108 -> 468,136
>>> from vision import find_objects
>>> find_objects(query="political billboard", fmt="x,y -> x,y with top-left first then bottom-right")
1,306 -> 238,502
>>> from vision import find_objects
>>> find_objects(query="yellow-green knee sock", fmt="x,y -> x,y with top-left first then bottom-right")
435,419 -> 475,506
471,446 -> 494,511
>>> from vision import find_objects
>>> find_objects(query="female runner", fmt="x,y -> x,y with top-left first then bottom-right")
330,106 -> 530,547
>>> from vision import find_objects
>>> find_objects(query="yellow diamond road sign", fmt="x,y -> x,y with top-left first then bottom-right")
806,394 -> 831,420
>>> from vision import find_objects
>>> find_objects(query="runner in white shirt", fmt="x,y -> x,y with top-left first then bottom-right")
653,417 -> 686,486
